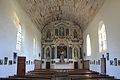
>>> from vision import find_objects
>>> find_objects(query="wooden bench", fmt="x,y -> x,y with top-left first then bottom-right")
69,74 -> 115,80
0,69 -> 118,80
8,74 -> 53,80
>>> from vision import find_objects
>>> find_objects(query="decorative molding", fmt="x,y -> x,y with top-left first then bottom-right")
17,0 -> 105,31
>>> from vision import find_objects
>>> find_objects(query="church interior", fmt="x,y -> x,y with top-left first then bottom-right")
0,0 -> 120,80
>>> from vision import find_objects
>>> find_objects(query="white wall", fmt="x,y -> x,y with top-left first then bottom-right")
83,0 -> 120,79
0,0 -> 41,77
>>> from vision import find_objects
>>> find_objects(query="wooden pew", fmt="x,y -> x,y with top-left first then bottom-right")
8,74 -> 53,80
1,69 -> 118,80
21,75 -> 52,80
0,78 -> 28,80
69,74 -> 115,80
67,69 -> 116,80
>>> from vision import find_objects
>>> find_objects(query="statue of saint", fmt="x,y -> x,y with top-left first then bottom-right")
46,48 -> 50,59
73,29 -> 78,39
60,51 -> 65,62
74,48 -> 78,59
59,27 -> 64,36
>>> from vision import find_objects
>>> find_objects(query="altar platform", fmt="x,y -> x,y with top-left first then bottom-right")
52,62 -> 74,69
56,62 -> 69,64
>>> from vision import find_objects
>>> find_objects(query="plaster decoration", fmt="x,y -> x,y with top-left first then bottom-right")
17,0 -> 105,32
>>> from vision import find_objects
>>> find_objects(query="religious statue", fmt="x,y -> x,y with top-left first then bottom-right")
59,27 -> 64,36
73,29 -> 78,39
60,51 -> 65,62
66,29 -> 69,36
46,29 -> 51,39
46,48 -> 50,59
74,48 -> 78,59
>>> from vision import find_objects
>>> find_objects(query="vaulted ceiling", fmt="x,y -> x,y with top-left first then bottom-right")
17,0 -> 105,32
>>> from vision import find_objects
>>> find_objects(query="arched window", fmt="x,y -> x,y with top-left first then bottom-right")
33,38 -> 37,54
86,34 -> 91,56
14,12 -> 23,51
16,23 -> 22,51
98,21 -> 107,52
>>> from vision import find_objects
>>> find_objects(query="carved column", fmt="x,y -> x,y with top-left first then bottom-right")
69,44 -> 72,59
51,45 -> 55,59
41,45 -> 45,59
55,46 -> 57,59
79,47 -> 82,59
67,46 -> 69,59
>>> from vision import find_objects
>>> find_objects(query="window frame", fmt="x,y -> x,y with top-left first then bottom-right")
98,21 -> 107,52
33,38 -> 37,54
86,34 -> 92,56
16,23 -> 23,51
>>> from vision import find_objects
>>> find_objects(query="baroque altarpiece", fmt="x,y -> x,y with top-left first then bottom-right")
41,21 -> 83,69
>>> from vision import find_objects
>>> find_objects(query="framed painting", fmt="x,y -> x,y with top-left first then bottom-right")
98,60 -> 100,65
9,60 -> 12,65
57,46 -> 67,58
4,57 -> 8,65
94,60 -> 95,65
38,53 -> 40,57
26,61 -> 28,65
96,61 -> 98,65
0,59 -> 3,65
114,58 -> 117,66
106,53 -> 109,60
110,60 -> 113,65
29,60 -> 31,65
13,52 -> 17,64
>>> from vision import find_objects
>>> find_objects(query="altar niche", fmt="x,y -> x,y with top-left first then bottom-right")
44,46 -> 51,60
74,47 -> 78,59
72,46 -> 80,59
57,46 -> 67,59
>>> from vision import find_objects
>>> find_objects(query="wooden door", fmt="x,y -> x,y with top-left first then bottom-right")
74,62 -> 78,69
101,58 -> 106,74
17,56 -> 26,76
46,62 -> 50,69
